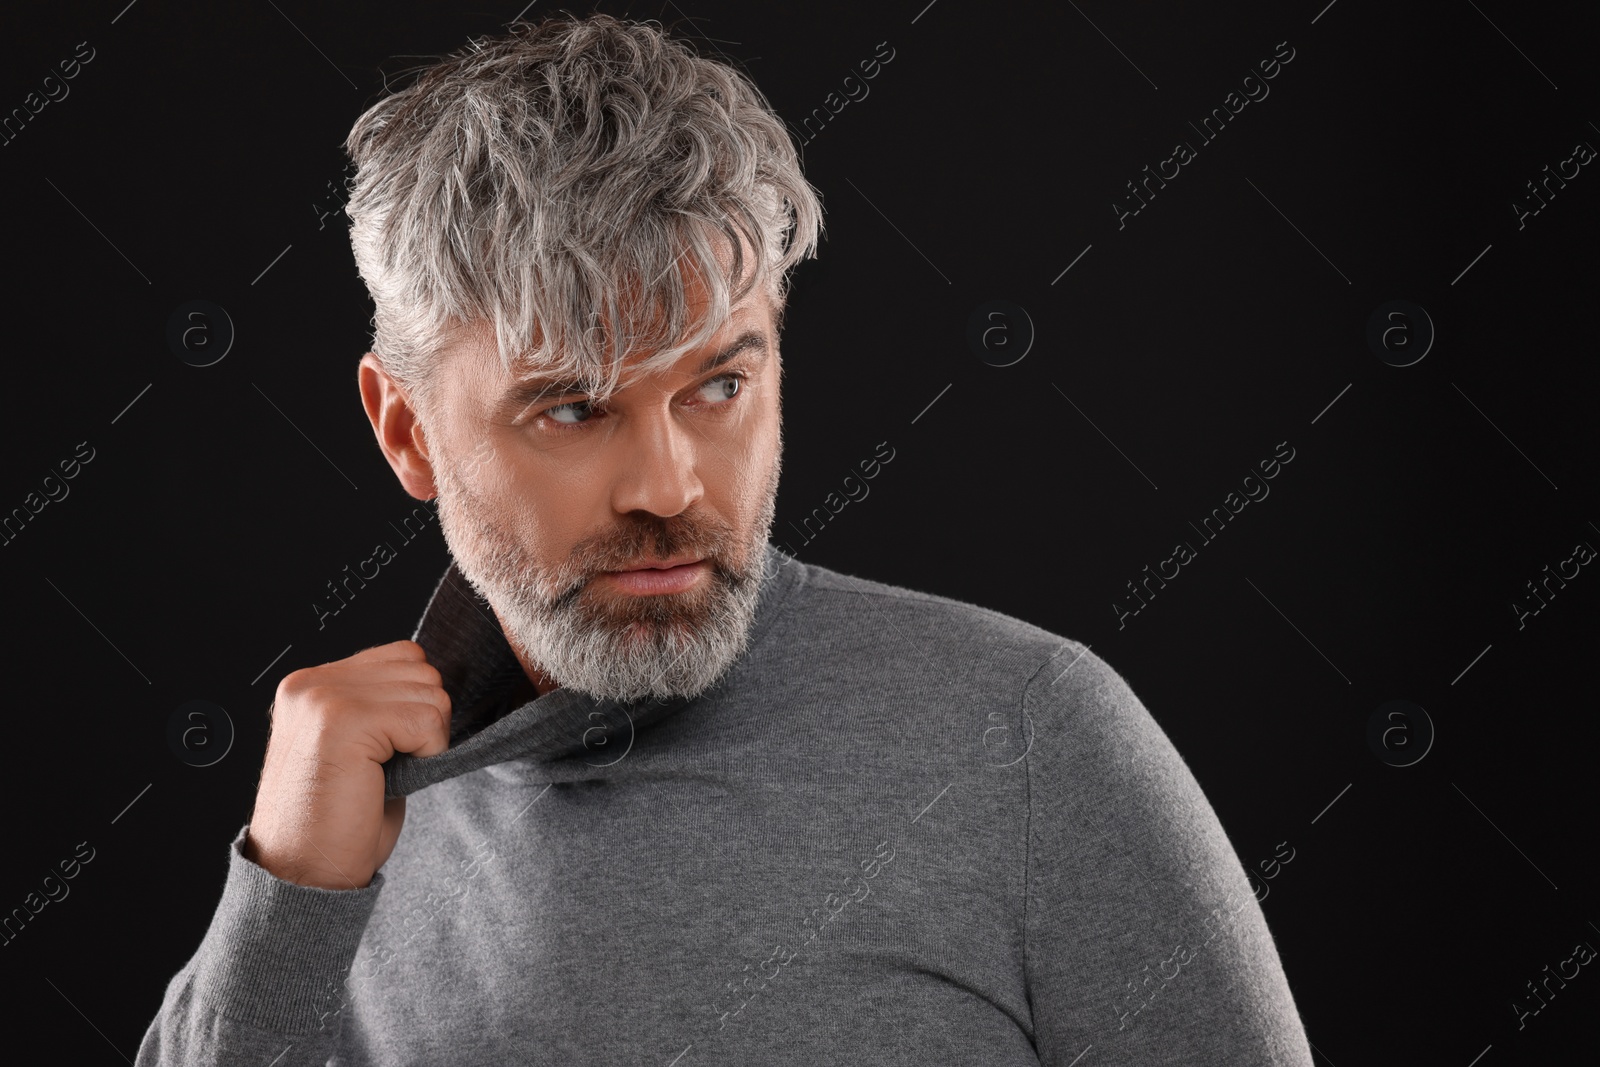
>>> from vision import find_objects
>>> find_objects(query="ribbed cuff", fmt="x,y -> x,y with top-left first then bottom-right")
187,824 -> 386,1035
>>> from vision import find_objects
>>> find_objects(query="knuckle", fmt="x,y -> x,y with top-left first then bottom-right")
298,684 -> 332,715
401,702 -> 440,742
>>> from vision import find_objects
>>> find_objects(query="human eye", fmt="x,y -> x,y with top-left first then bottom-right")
697,371 -> 747,406
541,398 -> 602,429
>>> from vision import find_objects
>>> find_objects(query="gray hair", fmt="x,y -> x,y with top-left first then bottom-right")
342,13 -> 824,417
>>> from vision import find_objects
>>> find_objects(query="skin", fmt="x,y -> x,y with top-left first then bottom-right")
358,245 -> 785,705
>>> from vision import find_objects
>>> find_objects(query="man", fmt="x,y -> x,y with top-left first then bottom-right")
139,13 -> 1316,1065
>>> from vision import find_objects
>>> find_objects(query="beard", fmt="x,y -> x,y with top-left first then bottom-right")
429,429 -> 782,705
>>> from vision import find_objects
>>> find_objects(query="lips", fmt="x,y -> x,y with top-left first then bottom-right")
598,558 -> 709,596
609,556 -> 704,573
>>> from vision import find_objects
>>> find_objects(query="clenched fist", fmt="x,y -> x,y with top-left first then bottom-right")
242,640 -> 451,890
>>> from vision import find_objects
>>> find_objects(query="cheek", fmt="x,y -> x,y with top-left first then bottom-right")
733,408 -> 783,519
507,463 -> 589,552
739,375 -> 782,463
455,436 -> 573,550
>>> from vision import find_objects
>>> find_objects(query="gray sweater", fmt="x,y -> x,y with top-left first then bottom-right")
137,543 -> 1316,1065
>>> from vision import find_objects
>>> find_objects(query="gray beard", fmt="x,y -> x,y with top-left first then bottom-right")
431,440 -> 781,705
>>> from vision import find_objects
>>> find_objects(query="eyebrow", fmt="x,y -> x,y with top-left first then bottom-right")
498,329 -> 770,414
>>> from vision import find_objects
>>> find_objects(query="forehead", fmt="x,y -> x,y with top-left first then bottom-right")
495,278 -> 770,373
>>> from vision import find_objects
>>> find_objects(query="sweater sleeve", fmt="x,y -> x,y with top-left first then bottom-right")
134,823 -> 385,1066
1021,643 -> 1315,1066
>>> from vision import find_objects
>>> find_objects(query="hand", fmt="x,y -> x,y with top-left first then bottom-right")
242,640 -> 451,889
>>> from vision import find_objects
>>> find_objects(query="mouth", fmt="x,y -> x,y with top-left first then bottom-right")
608,555 -> 705,573
601,563 -> 707,598
599,558 -> 708,595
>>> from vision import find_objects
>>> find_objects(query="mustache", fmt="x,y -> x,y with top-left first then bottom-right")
542,513 -> 737,604
586,515 -> 731,571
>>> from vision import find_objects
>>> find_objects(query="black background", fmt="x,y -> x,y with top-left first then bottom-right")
1,0 -> 1596,1062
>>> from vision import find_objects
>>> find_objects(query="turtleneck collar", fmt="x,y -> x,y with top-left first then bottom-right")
382,542 -> 803,798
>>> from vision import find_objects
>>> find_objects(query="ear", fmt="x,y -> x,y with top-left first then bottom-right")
359,353 -> 439,501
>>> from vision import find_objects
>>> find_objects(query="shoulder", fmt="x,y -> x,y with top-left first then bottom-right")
780,554 -> 1199,846
791,554 -> 1084,672
790,559 -> 1178,775
781,555 -> 1145,716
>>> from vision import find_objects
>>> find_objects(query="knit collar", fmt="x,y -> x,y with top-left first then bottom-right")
382,541 -> 802,798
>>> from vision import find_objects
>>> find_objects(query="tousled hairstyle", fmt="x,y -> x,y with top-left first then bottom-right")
343,12 -> 824,416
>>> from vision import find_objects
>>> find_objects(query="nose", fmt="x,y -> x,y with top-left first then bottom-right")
608,404 -> 706,519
